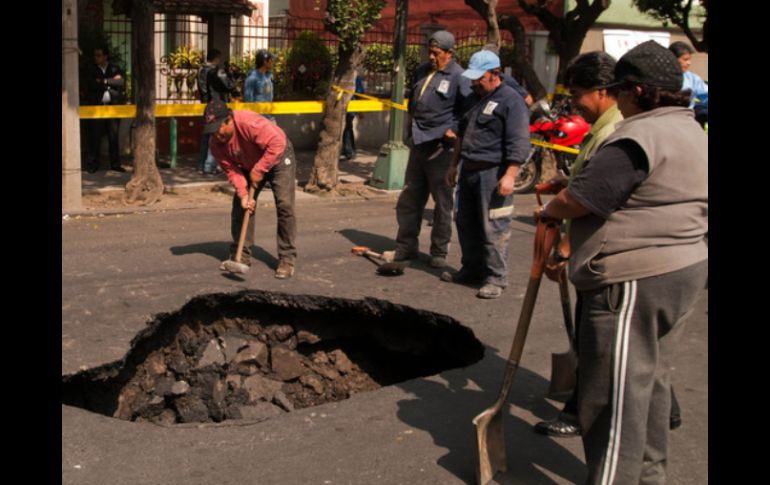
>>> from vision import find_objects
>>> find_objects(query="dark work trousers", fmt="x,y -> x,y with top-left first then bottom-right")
87,118 -> 121,170
577,259 -> 708,485
394,139 -> 454,258
455,163 -> 514,287
342,113 -> 357,159
230,141 -> 297,266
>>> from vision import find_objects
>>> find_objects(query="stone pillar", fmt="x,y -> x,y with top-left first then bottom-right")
62,0 -> 82,212
419,23 -> 447,64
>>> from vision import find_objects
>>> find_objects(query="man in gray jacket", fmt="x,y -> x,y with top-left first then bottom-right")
537,41 -> 707,484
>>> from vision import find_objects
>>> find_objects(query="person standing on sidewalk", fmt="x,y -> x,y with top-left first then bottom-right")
341,73 -> 365,161
205,100 -> 298,279
244,49 -> 275,121
383,30 -> 469,269
84,46 -> 126,173
197,49 -> 227,175
441,50 -> 530,299
537,41 -> 707,484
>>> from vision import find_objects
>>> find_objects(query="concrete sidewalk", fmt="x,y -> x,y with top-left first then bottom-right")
81,149 -> 383,195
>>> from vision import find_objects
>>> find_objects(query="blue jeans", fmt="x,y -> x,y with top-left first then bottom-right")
455,163 -> 514,287
198,134 -> 218,173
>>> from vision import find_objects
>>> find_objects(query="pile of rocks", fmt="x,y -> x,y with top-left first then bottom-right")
113,321 -> 378,425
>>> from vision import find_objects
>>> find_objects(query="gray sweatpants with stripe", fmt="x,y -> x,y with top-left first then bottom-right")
577,260 -> 708,485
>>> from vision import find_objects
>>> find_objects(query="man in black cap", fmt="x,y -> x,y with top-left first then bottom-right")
204,100 -> 298,279
383,30 -> 470,269
537,40 -> 707,484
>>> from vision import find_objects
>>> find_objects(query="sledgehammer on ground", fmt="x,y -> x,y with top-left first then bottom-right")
220,186 -> 256,274
351,246 -> 407,276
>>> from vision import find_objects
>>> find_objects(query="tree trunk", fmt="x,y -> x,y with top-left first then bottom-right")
498,14 -> 547,101
464,0 -> 500,46
124,0 -> 163,206
305,45 -> 366,193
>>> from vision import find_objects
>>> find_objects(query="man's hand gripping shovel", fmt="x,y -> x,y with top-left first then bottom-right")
472,182 -> 564,485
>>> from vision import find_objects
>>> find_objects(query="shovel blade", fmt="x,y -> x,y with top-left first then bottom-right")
548,350 -> 577,398
473,407 -> 507,485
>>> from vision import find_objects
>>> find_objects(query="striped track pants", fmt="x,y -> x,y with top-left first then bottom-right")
576,260 -> 707,485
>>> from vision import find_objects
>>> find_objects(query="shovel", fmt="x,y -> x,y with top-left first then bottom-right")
472,186 -> 562,485
220,185 -> 256,274
548,267 -> 577,397
350,246 -> 407,276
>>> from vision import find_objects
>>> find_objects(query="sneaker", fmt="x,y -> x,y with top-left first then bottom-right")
429,256 -> 447,268
477,283 -> 504,299
274,260 -> 295,279
440,268 -> 482,284
381,249 -> 418,263
534,414 -> 581,438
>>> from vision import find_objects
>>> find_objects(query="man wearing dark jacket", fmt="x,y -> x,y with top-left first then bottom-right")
383,30 -> 470,269
84,47 -> 126,173
197,49 -> 235,174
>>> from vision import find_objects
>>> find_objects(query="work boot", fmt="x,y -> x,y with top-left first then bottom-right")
275,260 -> 295,279
382,249 -> 418,263
534,413 -> 581,438
476,283 -> 504,299
440,268 -> 482,284
429,256 -> 447,268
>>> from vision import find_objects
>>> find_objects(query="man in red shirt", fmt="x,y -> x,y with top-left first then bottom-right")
205,100 -> 298,279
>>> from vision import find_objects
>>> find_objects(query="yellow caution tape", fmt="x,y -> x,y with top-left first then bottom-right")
531,138 -> 580,155
79,97 -> 408,119
331,85 -> 409,112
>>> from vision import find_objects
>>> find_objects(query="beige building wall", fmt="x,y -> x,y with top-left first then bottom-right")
581,29 -> 708,81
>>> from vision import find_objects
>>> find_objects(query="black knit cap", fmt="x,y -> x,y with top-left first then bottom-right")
613,40 -> 683,91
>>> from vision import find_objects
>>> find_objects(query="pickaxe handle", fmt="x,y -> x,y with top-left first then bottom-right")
234,185 -> 257,263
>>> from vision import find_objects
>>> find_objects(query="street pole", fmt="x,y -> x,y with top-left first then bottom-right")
62,0 -> 83,212
370,0 -> 409,190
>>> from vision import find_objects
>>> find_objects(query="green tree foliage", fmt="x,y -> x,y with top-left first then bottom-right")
286,31 -> 335,99
324,0 -> 388,52
633,0 -> 708,52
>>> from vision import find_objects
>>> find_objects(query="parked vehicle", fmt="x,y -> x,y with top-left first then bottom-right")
514,97 -> 590,193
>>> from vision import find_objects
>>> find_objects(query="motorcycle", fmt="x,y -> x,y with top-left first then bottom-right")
514,96 -> 591,193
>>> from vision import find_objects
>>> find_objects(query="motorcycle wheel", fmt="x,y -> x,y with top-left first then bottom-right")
514,148 -> 542,194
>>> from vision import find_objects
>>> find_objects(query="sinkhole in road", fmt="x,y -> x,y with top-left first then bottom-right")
62,290 -> 484,425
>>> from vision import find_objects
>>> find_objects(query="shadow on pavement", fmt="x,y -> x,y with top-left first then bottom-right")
169,242 -> 279,271
337,228 -> 449,279
395,344 -> 586,484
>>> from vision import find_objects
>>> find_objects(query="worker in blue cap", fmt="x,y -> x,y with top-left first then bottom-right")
441,50 -> 531,299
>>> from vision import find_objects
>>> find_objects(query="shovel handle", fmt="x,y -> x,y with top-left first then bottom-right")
234,185 -> 257,262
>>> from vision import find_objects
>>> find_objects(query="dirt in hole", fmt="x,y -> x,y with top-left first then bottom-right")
62,290 -> 484,425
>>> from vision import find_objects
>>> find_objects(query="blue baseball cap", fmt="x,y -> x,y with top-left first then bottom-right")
462,50 -> 501,80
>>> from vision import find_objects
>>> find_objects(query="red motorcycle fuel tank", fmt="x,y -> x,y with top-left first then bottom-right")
549,115 -> 590,146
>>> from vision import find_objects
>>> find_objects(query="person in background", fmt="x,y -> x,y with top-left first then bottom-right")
85,46 -> 126,173
668,41 -> 708,127
341,73 -> 365,161
244,49 -> 275,121
197,49 -> 225,175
